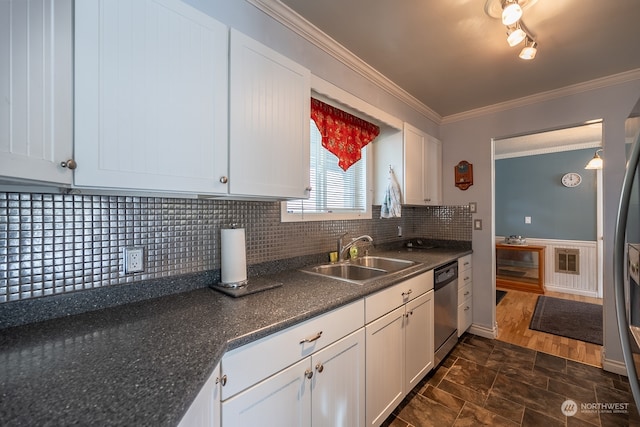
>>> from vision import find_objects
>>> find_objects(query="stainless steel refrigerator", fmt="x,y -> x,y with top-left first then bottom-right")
614,102 -> 640,411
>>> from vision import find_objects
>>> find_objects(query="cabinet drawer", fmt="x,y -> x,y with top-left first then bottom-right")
458,299 -> 473,337
458,254 -> 472,272
458,270 -> 472,289
365,270 -> 433,324
221,299 -> 364,399
458,281 -> 472,303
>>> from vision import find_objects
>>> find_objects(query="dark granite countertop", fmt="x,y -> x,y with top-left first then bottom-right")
0,247 -> 470,427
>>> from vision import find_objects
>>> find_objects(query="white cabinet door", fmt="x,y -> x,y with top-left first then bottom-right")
402,123 -> 425,206
229,29 -> 310,199
312,329 -> 365,427
179,363 -> 221,427
402,123 -> 441,206
74,0 -> 228,194
424,135 -> 442,205
222,358 -> 311,427
0,0 -> 73,185
365,306 -> 405,427
405,290 -> 434,394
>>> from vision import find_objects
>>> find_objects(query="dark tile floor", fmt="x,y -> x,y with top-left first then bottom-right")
383,334 -> 640,427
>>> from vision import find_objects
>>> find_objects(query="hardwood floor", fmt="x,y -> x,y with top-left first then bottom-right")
495,288 -> 603,368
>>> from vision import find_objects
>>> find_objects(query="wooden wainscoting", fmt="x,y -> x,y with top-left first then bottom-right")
496,288 -> 603,367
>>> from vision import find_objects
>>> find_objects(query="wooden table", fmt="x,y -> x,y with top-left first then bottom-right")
496,244 -> 545,294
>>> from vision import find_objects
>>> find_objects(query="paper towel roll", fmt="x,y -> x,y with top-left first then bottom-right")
221,228 -> 247,286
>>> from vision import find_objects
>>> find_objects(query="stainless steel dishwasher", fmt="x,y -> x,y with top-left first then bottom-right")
433,260 -> 459,366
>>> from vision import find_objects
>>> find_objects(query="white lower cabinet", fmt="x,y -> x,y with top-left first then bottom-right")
311,329 -> 366,427
457,254 -> 473,336
219,300 -> 365,427
365,306 -> 405,427
221,329 -> 365,427
365,271 -> 435,427
222,357 -> 311,427
178,363 -> 221,427
405,291 -> 435,392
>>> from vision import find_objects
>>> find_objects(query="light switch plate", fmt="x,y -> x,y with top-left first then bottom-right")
469,202 -> 477,213
474,219 -> 482,230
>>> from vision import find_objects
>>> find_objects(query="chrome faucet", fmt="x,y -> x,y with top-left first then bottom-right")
338,234 -> 374,261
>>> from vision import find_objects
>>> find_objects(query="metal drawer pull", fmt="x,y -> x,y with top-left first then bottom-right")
315,363 -> 324,373
401,289 -> 413,297
464,291 -> 470,296
464,276 -> 470,281
300,331 -> 323,344
304,369 -> 314,379
216,375 -> 227,386
464,262 -> 470,266
464,306 -> 470,311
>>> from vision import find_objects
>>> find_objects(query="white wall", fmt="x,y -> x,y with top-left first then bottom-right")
182,0 -> 439,136
441,78 -> 640,368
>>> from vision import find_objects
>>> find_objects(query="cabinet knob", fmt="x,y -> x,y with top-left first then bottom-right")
60,159 -> 77,170
305,186 -> 312,192
315,363 -> 324,373
304,369 -> 314,379
216,375 -> 227,386
219,176 -> 228,184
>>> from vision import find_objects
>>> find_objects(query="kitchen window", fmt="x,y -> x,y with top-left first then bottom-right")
281,117 -> 373,222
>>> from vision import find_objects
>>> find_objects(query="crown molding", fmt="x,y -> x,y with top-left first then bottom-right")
245,0 -> 441,124
245,0 -> 640,128
442,68 -> 640,125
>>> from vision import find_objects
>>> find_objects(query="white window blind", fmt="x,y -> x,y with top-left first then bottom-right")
284,120 -> 369,220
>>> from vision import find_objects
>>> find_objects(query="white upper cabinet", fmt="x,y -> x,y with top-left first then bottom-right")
74,0 -> 229,194
373,123 -> 442,206
0,0 -> 73,185
228,29 -> 311,199
403,123 -> 441,206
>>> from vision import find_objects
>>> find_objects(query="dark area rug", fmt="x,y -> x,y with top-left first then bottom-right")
496,290 -> 507,305
529,296 -> 603,345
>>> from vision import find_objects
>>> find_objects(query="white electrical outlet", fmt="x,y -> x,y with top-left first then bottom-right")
124,247 -> 145,274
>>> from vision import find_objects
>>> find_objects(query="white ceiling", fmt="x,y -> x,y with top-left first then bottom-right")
279,0 -> 640,118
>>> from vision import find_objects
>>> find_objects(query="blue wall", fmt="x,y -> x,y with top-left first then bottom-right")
495,148 -> 597,241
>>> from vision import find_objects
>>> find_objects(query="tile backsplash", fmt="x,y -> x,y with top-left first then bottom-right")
0,192 -> 471,304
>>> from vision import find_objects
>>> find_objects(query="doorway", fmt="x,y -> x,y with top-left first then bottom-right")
492,122 -> 604,365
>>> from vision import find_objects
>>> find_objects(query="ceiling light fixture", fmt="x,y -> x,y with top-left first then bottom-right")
485,0 -> 539,60
585,149 -> 604,170
506,23 -> 527,47
501,0 -> 523,25
519,38 -> 538,60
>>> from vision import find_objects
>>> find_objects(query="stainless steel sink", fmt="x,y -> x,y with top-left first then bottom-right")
300,256 -> 418,284
349,256 -> 416,273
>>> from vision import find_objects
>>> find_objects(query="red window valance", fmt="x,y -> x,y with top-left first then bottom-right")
311,98 -> 380,171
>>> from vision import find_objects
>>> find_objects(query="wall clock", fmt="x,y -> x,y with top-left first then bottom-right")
454,160 -> 473,190
561,172 -> 582,187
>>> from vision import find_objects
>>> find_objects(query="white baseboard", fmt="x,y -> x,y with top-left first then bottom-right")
602,357 -> 628,376
544,284 -> 599,299
468,323 -> 498,339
